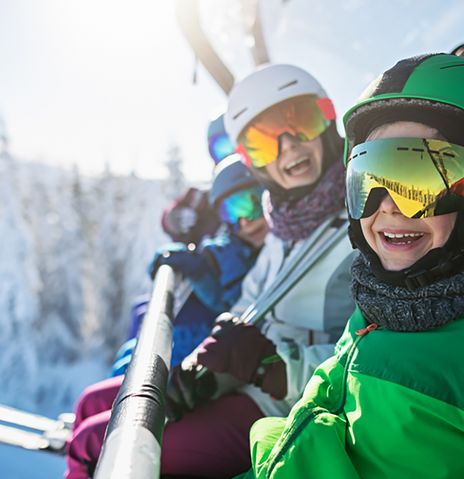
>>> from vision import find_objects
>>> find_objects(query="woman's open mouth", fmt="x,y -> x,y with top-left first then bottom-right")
283,157 -> 311,177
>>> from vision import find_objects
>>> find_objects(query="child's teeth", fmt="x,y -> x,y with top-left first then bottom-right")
383,232 -> 424,239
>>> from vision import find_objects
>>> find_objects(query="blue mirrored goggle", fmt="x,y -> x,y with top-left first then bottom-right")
219,186 -> 264,226
209,133 -> 235,164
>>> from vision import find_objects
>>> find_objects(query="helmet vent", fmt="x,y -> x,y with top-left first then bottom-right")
278,79 -> 298,91
232,107 -> 248,120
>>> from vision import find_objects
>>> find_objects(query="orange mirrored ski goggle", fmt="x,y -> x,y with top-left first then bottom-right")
236,94 -> 336,168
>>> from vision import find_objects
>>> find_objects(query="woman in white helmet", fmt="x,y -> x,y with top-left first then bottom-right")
157,64 -> 356,478
221,63 -> 355,380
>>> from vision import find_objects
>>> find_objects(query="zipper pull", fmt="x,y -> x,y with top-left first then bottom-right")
355,323 -> 379,336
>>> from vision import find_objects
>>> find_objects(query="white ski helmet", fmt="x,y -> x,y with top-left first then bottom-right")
225,64 -> 333,145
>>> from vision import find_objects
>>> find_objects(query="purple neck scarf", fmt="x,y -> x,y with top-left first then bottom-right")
263,160 -> 346,242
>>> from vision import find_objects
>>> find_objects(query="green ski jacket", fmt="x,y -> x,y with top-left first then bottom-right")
239,308 -> 464,479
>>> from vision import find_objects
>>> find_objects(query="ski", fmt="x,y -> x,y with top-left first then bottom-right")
0,404 -> 74,433
0,422 -> 71,454
243,217 -> 349,327
0,405 -> 75,454
241,212 -> 348,325
0,424 -> 50,451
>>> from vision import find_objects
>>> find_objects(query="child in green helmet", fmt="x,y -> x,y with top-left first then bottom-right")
238,53 -> 464,479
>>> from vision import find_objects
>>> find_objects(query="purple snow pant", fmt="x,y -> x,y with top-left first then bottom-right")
65,375 -> 264,478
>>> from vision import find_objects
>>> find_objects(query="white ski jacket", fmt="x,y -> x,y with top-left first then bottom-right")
231,209 -> 356,417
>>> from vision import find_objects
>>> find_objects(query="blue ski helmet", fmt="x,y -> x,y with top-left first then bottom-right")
209,154 -> 259,206
207,113 -> 235,164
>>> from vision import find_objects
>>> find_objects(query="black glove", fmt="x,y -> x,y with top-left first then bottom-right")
165,361 -> 217,422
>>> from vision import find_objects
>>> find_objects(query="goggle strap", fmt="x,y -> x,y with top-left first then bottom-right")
404,248 -> 464,290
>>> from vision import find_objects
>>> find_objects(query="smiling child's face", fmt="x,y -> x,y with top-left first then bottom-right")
360,121 -> 457,271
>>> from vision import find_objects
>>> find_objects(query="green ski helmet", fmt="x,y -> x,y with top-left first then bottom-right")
343,53 -> 464,288
344,53 -> 464,161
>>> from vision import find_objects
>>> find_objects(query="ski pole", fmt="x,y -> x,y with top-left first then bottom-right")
240,213 -> 346,325
0,424 -> 51,452
194,217 -> 348,380
94,265 -> 179,479
0,405 -> 66,433
242,221 -> 348,327
0,405 -> 75,455
174,279 -> 193,316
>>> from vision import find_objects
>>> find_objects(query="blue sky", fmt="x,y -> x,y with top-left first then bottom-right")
0,0 -> 463,182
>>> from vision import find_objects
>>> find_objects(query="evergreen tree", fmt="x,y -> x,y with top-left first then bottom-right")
163,143 -> 185,199
0,147 -> 41,409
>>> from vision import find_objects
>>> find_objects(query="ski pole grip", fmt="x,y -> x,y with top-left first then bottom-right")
94,265 -> 179,479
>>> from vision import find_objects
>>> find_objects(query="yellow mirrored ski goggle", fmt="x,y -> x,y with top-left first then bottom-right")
346,137 -> 464,219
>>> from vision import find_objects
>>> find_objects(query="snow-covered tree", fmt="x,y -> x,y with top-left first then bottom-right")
163,143 -> 185,199
0,150 -> 41,409
0,151 -> 175,413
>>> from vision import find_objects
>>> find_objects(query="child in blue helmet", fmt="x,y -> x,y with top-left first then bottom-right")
156,155 -> 267,311
113,154 -> 267,373
117,114 -> 245,371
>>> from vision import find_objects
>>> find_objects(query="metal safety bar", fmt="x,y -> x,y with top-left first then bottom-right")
94,265 -> 179,479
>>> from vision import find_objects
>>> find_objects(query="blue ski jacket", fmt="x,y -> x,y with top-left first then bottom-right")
112,231 -> 261,374
153,231 -> 260,314
199,232 -> 260,313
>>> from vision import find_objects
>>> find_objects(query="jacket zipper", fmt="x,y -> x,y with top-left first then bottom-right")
266,323 -> 379,478
335,323 -> 379,414
355,323 -> 379,336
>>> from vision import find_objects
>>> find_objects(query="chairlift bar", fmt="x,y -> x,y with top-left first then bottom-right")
94,265 -> 179,479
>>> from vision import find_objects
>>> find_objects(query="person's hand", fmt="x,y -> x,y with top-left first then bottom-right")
161,187 -> 220,243
147,242 -> 206,280
196,313 -> 287,399
165,362 -> 217,422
